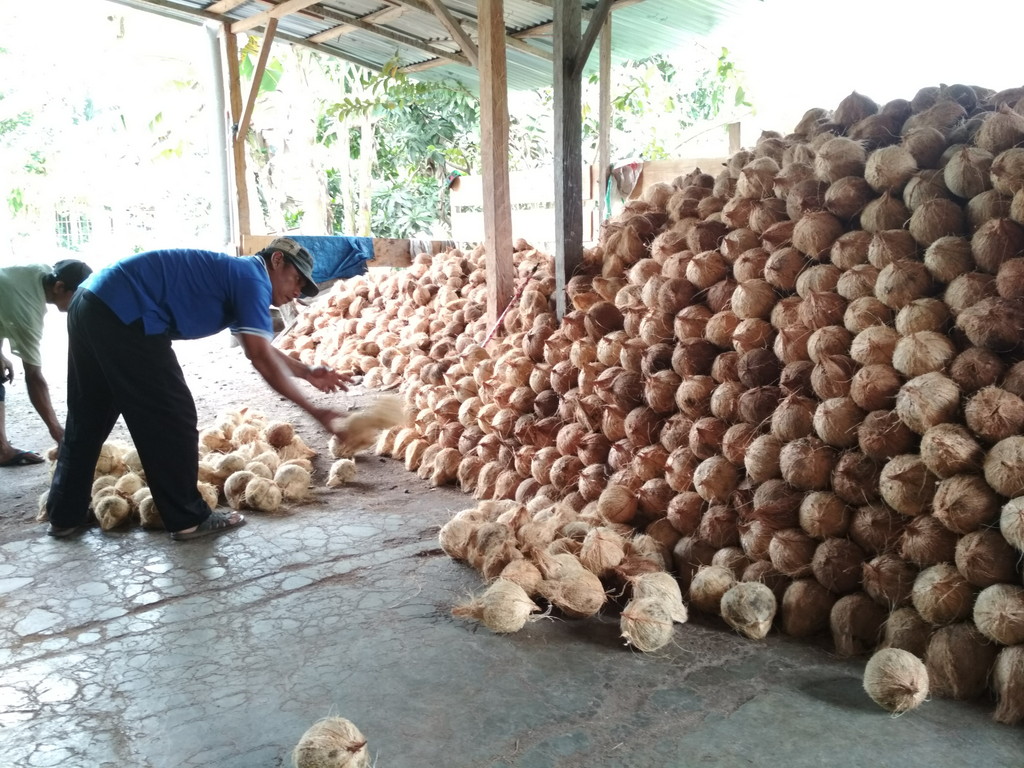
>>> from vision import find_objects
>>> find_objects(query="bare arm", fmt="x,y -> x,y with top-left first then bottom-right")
236,333 -> 347,432
23,363 -> 64,443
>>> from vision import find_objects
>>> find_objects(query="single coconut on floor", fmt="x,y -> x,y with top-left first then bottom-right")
292,716 -> 370,768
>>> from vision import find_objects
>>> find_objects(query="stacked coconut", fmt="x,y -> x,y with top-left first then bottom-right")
276,83 -> 1024,724
37,410 -> 320,529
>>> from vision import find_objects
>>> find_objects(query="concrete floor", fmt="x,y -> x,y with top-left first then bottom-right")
1,455 -> 1021,768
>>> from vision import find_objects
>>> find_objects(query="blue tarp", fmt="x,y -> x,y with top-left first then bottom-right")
288,235 -> 374,283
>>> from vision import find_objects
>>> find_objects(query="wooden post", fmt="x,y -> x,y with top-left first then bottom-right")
597,16 -> 611,227
478,0 -> 514,328
553,1 -> 582,319
220,23 -> 250,250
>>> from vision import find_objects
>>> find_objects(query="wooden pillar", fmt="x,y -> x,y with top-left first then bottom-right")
597,17 -> 611,227
553,1 -> 582,319
478,0 -> 514,328
220,23 -> 250,251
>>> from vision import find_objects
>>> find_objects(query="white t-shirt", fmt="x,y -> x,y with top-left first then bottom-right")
0,264 -> 49,367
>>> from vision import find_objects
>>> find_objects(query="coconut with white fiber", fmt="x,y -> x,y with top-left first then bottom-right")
326,458 -> 357,487
895,372 -> 960,435
452,578 -> 541,634
911,564 -> 975,626
891,332 -> 955,378
925,622 -> 1000,701
620,597 -> 675,652
244,476 -> 283,513
721,581 -> 777,640
578,527 -> 626,577
973,584 -> 1024,646
95,495 -> 132,531
1001,497 -> 1024,552
629,571 -> 688,624
138,495 -> 163,530
992,645 -> 1024,725
329,395 -> 408,458
863,648 -> 930,714
224,470 -> 255,510
292,717 -> 370,768
274,464 -> 311,502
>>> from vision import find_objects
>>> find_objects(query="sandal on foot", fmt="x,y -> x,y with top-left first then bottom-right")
47,523 -> 84,538
1,450 -> 45,467
171,511 -> 246,541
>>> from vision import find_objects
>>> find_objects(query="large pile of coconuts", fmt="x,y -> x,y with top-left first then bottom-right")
277,82 -> 1024,725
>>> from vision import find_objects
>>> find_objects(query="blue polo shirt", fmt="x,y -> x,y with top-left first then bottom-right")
83,249 -> 274,340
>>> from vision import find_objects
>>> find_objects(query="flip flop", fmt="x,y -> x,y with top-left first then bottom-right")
171,510 -> 246,541
0,450 -> 45,467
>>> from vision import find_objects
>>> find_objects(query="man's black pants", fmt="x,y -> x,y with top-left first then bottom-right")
47,290 -> 212,532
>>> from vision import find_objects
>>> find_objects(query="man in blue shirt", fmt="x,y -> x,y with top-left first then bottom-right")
46,238 -> 348,541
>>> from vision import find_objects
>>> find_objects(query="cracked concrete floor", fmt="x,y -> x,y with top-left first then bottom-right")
1,330 -> 1021,767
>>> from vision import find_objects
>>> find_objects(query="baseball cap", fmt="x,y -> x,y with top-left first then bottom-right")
264,237 -> 318,298
51,259 -> 93,290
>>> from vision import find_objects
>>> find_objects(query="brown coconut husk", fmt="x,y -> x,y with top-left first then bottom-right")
925,622 -> 999,701
832,592 -> 888,657
844,297 -> 894,335
919,424 -> 983,478
850,365 -> 902,412
860,192 -> 911,234
965,386 -> 1024,443
830,230 -> 873,270
863,648 -> 930,714
688,564 -> 737,615
780,578 -> 837,638
811,537 -> 867,594
768,528 -> 816,579
972,218 -> 1024,275
878,454 -> 937,518
837,264 -> 880,301
799,492 -> 851,539
833,451 -> 883,506
850,324 -> 899,366
954,529 -> 1019,588
862,553 -> 918,609
911,563 -> 976,626
881,606 -> 933,658
934,473 -> 1002,533
899,514 -> 958,568
849,503 -> 906,556
992,645 -> 1024,725
948,347 -> 1005,394
779,436 -> 836,491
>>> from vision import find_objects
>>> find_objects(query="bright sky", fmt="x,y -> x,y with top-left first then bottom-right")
710,0 -> 1024,137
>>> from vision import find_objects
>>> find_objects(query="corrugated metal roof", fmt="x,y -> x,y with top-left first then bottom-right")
106,0 -> 761,92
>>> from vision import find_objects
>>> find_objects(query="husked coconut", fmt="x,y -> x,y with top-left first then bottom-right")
721,581 -> 777,640
863,648 -> 929,714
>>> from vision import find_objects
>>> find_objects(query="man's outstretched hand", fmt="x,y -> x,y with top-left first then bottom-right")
306,365 -> 351,393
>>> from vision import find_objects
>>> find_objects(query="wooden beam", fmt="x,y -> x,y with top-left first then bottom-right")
424,0 -> 478,68
477,0 -> 514,329
302,4 -> 470,66
206,0 -> 247,13
574,0 -> 614,77
553,1 -> 583,319
235,17 -> 277,142
220,23 -> 250,245
598,15 -> 611,225
309,6 -> 405,43
517,0 -> 644,38
230,0 -> 319,34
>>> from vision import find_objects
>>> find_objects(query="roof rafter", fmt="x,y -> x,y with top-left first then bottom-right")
422,0 -> 478,68
310,5 -> 406,43
230,0 -> 320,34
